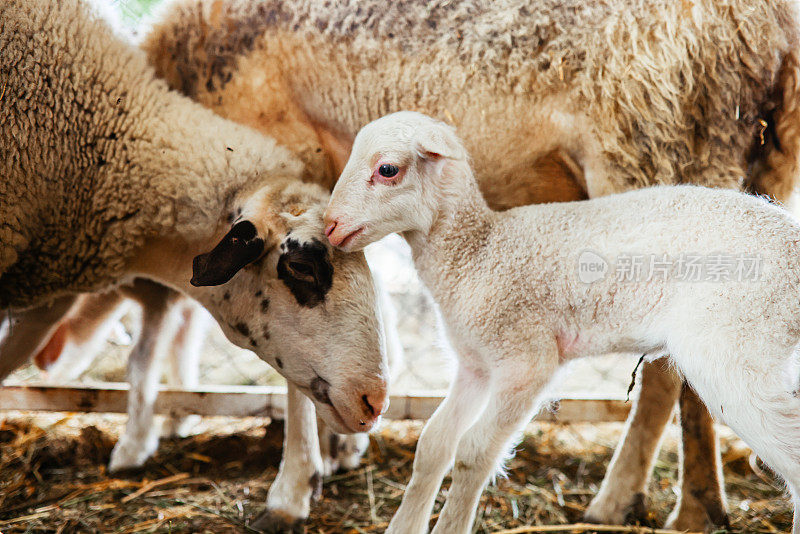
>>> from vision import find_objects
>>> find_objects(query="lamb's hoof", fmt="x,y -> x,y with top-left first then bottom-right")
584,492 -> 649,526
250,509 -> 306,534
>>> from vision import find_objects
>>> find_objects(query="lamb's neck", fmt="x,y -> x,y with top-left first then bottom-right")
405,163 -> 493,286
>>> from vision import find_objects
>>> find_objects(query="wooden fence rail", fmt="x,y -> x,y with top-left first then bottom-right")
0,383 -> 633,423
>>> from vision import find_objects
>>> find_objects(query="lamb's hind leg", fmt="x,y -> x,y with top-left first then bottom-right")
671,339 -> 800,534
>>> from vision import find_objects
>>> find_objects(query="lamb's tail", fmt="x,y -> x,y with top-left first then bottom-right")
746,49 -> 800,207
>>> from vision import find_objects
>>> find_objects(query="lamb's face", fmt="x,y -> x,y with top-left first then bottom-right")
324,111 -> 464,251
191,183 -> 389,434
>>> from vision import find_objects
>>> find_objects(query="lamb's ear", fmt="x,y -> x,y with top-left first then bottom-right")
414,124 -> 464,161
190,220 -> 267,286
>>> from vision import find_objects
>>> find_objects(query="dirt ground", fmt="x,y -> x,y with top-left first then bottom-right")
0,412 -> 792,534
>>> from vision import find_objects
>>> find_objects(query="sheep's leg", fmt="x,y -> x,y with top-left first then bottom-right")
109,283 -> 178,472
430,350 -> 559,534
386,362 -> 492,534
41,290 -> 133,381
253,382 -> 324,532
584,358 -> 680,525
665,383 -> 729,530
0,295 -> 76,382
161,299 -> 208,438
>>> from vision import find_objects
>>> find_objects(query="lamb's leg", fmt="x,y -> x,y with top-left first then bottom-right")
385,362 -> 492,534
0,295 -> 76,381
430,349 -> 559,534
584,358 -> 681,525
40,290 -> 132,381
252,382 -> 324,533
161,298 -> 208,438
109,282 -> 179,471
665,383 -> 729,530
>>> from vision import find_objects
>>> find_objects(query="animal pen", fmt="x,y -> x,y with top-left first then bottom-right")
2,0 -> 799,532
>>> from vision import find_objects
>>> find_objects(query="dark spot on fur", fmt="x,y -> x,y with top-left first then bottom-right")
163,3 -> 293,97
223,291 -> 230,300
310,376 -> 332,405
328,434 -> 340,460
315,147 -> 322,153
309,471 -> 323,501
97,156 -> 106,166
275,357 -> 283,368
277,238 -> 333,308
261,298 -> 270,312
108,132 -> 117,140
226,146 -> 234,152
254,290 -> 263,297
249,337 -> 258,347
235,322 -> 250,337
263,327 -> 270,340
226,212 -> 234,223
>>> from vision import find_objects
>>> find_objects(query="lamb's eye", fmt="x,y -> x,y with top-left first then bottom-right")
378,164 -> 399,178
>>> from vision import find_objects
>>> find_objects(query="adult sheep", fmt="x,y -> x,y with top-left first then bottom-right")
0,0 -> 390,528
142,0 -> 800,529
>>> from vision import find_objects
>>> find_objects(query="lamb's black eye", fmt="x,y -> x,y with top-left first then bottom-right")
378,164 -> 399,178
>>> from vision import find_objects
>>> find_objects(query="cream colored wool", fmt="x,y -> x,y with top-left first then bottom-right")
0,0 -> 303,309
144,0 -> 800,207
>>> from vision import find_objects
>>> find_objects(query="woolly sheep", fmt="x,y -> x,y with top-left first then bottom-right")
144,0 -> 800,528
0,0 -> 390,526
326,111 -> 800,534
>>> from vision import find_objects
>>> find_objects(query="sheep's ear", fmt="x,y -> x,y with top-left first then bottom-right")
414,124 -> 464,161
190,221 -> 266,286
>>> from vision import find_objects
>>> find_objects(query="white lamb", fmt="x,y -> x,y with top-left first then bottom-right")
324,111 -> 800,534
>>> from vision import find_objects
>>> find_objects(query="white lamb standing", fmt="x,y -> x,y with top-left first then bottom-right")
324,111 -> 800,534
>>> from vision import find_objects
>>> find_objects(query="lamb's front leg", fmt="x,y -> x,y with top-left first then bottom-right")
252,382 -> 324,533
386,363 -> 492,534
431,345 -> 559,534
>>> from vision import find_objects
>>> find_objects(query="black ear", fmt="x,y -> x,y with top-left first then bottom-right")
191,221 -> 265,286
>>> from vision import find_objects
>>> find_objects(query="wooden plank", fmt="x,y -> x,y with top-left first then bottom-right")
0,383 -> 632,423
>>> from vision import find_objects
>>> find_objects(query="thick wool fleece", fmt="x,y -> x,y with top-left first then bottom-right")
144,0 -> 800,207
0,0 -> 302,309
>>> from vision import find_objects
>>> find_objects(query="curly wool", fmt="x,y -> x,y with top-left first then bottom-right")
144,0 -> 800,206
0,0 -> 302,309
